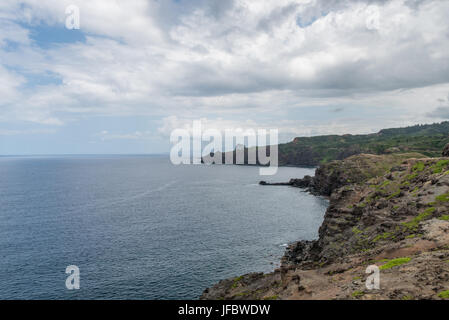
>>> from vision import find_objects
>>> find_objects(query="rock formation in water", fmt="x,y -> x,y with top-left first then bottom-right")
201,150 -> 449,300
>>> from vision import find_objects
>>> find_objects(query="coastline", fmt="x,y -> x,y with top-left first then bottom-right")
201,152 -> 449,300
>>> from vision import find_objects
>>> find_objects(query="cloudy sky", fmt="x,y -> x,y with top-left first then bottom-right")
1,0 -> 449,154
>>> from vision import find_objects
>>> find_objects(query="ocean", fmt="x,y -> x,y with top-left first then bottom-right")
0,155 -> 328,299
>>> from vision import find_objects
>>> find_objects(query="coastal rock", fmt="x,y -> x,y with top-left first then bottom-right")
443,143 -> 449,157
262,153 -> 426,197
259,181 -> 291,186
281,240 -> 319,267
202,154 -> 449,300
289,176 -> 313,188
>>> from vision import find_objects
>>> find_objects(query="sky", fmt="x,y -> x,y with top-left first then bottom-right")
1,0 -> 449,155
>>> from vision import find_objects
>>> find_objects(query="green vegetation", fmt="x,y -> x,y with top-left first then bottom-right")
379,180 -> 391,188
373,232 -> 394,242
431,160 -> 449,174
438,290 -> 449,299
402,295 -> 414,300
352,290 -> 364,298
234,291 -> 251,297
262,295 -> 279,300
386,189 -> 401,200
276,122 -> 449,166
352,226 -> 363,235
401,180 -> 411,187
439,215 -> 449,221
379,257 -> 411,270
402,207 -> 435,230
412,162 -> 425,172
231,275 -> 244,288
405,173 -> 418,181
435,192 -> 449,203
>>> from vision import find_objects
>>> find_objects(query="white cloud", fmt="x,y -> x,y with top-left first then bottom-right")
0,128 -> 56,136
97,129 -> 154,141
0,0 -> 448,138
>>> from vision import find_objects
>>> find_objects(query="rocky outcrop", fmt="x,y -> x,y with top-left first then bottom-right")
202,152 -> 449,300
259,176 -> 313,188
204,122 -> 449,166
261,153 -> 425,196
443,143 -> 449,157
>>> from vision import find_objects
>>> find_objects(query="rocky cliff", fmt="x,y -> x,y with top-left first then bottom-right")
443,143 -> 449,157
201,151 -> 449,300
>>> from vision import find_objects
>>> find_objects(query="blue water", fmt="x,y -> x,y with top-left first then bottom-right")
0,155 -> 328,299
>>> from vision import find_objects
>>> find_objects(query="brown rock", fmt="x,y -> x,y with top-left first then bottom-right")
202,155 -> 449,300
443,143 -> 449,157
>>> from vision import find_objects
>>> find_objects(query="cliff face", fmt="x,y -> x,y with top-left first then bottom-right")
201,153 -> 449,300
443,143 -> 449,157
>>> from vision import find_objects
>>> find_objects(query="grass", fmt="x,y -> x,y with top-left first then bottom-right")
438,290 -> 449,299
379,180 -> 391,188
263,295 -> 279,300
379,257 -> 411,270
231,275 -> 244,288
435,192 -> 449,203
431,160 -> 449,174
402,207 -> 435,230
352,290 -> 364,298
405,173 -> 418,181
439,215 -> 449,221
373,232 -> 393,242
386,189 -> 401,200
234,291 -> 251,297
412,162 -> 425,172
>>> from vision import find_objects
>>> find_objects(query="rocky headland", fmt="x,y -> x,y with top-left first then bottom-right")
201,147 -> 449,300
203,122 -> 449,167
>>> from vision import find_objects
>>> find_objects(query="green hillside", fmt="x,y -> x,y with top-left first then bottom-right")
278,121 -> 449,166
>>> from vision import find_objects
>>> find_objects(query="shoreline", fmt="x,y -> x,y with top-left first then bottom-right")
201,152 -> 449,300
